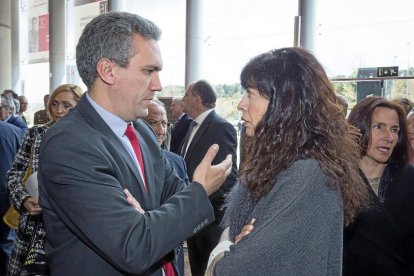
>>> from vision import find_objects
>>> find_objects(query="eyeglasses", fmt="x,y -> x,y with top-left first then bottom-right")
147,120 -> 168,128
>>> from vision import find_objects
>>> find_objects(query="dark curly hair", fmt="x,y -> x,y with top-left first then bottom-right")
240,47 -> 368,225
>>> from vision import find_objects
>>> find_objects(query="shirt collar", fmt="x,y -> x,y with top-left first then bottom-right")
86,92 -> 129,138
194,109 -> 213,126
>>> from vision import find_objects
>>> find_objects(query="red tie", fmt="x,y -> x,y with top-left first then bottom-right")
124,124 -> 147,191
125,124 -> 174,275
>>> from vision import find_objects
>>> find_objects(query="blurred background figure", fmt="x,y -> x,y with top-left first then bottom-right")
7,84 -> 83,276
169,96 -> 193,154
0,95 -> 27,134
391,98 -> 414,116
143,99 -> 190,276
407,109 -> 414,163
0,121 -> 21,276
33,94 -> 50,125
28,17 -> 38,53
337,94 -> 349,118
181,80 -> 238,276
18,96 -> 29,124
2,90 -> 20,118
345,96 -> 414,276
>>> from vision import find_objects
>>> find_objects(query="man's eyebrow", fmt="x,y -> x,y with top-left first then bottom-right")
145,65 -> 162,71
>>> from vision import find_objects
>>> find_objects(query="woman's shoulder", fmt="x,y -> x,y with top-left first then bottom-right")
283,159 -> 324,179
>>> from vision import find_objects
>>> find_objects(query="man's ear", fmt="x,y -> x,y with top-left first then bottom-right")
96,58 -> 116,85
195,94 -> 202,105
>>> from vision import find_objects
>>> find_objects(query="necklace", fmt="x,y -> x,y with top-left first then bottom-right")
366,154 -> 388,165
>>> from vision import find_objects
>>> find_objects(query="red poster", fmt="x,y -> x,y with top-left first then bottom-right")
38,14 -> 49,51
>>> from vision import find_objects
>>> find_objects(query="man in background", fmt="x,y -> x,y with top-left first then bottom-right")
169,96 -> 193,154
0,121 -> 21,275
0,95 -> 27,134
18,96 -> 29,124
180,80 -> 238,276
33,94 -> 49,125
143,99 -> 190,275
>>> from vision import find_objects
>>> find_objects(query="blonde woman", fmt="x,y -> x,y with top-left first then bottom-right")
7,84 -> 83,276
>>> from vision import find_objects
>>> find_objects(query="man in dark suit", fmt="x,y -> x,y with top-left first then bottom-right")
144,100 -> 190,186
144,99 -> 190,275
180,80 -> 238,276
0,95 -> 27,134
38,12 -> 232,276
170,97 -> 193,154
0,121 -> 21,275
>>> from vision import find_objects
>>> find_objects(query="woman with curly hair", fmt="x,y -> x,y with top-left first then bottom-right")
345,97 -> 414,275
7,84 -> 83,276
205,47 -> 368,276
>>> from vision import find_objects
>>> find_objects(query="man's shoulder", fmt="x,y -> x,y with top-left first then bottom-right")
34,109 -> 46,116
43,109 -> 90,143
0,121 -> 21,138
182,113 -> 193,122
208,111 -> 231,126
162,149 -> 184,163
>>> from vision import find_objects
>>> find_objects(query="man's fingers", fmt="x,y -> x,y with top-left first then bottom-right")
213,154 -> 232,175
124,189 -> 145,214
223,154 -> 232,176
123,188 -> 132,198
200,144 -> 219,166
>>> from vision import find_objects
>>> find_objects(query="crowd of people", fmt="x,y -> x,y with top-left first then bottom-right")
0,11 -> 413,276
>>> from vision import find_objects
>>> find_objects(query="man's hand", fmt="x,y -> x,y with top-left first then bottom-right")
23,197 -> 42,215
123,189 -> 145,214
192,144 -> 232,196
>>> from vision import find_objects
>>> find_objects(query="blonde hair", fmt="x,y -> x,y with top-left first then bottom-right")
47,84 -> 84,120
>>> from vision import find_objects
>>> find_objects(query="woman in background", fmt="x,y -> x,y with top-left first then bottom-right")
345,97 -> 414,275
206,47 -> 368,275
7,84 -> 83,276
407,109 -> 414,163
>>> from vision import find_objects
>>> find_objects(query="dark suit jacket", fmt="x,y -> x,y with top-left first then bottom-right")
7,115 -> 27,134
383,164 -> 414,275
38,95 -> 214,276
162,149 -> 190,186
170,114 -> 192,154
0,122 -> 21,190
0,121 -> 21,276
179,110 -> 237,220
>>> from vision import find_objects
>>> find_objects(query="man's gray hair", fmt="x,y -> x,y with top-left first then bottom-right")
76,12 -> 161,88
150,99 -> 166,112
1,95 -> 16,112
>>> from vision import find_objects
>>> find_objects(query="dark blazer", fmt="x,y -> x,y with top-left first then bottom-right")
0,121 -> 21,276
0,121 -> 21,190
383,164 -> 414,275
179,110 -> 237,275
170,113 -> 192,154
180,110 -> 237,215
162,149 -> 190,186
38,95 -> 215,276
7,115 -> 27,134
343,166 -> 414,276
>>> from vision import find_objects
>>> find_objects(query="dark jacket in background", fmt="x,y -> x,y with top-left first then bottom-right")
170,113 -> 192,154
344,164 -> 414,276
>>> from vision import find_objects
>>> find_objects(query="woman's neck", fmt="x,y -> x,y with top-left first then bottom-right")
359,156 -> 386,180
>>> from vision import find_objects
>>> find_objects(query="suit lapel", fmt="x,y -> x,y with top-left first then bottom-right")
76,95 -> 147,195
185,110 -> 215,162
